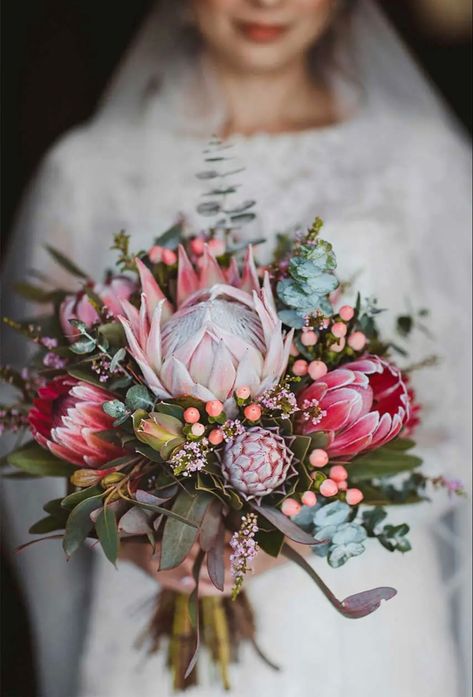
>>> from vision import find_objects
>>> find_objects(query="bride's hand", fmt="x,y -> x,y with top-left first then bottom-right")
119,539 -> 311,596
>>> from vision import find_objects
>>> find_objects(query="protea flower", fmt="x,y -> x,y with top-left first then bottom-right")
118,246 -> 293,409
60,276 -> 135,339
298,356 -> 410,459
28,376 -> 125,467
220,426 -> 295,499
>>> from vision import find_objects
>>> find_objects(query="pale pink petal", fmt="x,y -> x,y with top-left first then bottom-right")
208,340 -> 237,401
177,244 -> 199,306
198,245 -> 226,288
240,246 -> 260,293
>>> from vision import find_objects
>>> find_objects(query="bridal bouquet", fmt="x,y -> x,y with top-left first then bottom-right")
2,150 -> 462,690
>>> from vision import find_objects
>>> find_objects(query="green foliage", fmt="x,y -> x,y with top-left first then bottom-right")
159,491 -> 212,570
346,439 -> 422,481
362,507 -> 412,553
96,506 -> 120,565
126,384 -> 154,411
45,245 -> 87,278
7,442 -> 75,477
63,495 -> 104,557
154,220 -> 185,249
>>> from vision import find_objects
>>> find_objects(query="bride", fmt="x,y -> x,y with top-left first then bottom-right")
3,1 -> 471,696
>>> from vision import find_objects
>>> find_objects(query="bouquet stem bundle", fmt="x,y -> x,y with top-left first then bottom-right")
144,590 -> 259,691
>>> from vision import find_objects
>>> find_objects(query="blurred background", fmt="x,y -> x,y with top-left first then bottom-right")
1,1 -> 471,695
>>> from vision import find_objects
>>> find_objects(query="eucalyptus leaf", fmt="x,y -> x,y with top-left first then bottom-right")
159,492 -> 212,570
96,507 -> 120,565
63,495 -> 104,557
69,337 -> 97,355
103,400 -> 127,419
61,485 -> 103,509
126,384 -> 154,411
110,348 -> 126,372
29,516 -> 66,534
197,202 -> 221,216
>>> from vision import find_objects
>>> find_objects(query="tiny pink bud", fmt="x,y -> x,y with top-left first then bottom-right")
289,342 -> 300,357
346,488 -> 364,505
320,479 -> 338,497
207,238 -> 226,257
190,237 -> 205,256
161,248 -> 177,266
191,422 -> 206,437
331,322 -> 347,338
244,404 -> 262,422
183,407 -> 200,424
301,330 -> 318,347
348,331 -> 367,351
337,480 -> 348,491
208,428 -> 224,445
293,359 -> 308,376
148,245 -> 163,263
205,400 -> 223,417
329,465 -> 348,482
281,498 -> 302,517
309,448 -> 329,468
301,491 -> 317,507
235,386 -> 251,400
308,360 -> 328,381
339,305 -> 355,322
329,337 -> 346,353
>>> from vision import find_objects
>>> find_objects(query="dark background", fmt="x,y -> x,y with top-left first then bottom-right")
1,1 -> 471,695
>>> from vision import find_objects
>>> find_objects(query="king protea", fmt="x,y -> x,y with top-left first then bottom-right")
118,246 -> 293,410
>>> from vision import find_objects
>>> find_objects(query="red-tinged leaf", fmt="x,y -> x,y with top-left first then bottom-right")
16,534 -> 64,553
253,505 -> 320,545
281,543 -> 397,619
184,549 -> 205,679
118,506 -> 153,535
199,498 -> 223,552
135,488 -> 177,505
340,587 -> 397,619
206,521 -> 225,592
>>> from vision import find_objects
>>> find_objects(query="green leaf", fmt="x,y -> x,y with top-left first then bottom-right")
184,549 -> 206,680
383,438 -> 416,452
289,435 -> 312,463
154,221 -> 184,249
45,245 -> 87,278
346,447 -> 422,482
96,506 -> 119,565
159,492 -> 212,571
70,337 -> 97,355
66,367 -> 103,387
256,528 -> 284,558
63,495 -> 104,557
13,282 -> 58,303
103,400 -> 127,419
110,348 -> 126,373
61,485 -> 103,509
155,402 -> 185,421
29,516 -> 66,534
7,442 -> 75,477
126,384 -> 154,411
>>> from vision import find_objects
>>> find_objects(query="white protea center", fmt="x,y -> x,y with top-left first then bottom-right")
118,248 -> 293,409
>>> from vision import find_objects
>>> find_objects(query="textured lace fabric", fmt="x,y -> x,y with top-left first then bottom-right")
3,99 -> 471,697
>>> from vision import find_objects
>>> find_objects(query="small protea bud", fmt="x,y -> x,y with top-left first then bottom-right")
70,469 -> 103,488
220,427 -> 294,498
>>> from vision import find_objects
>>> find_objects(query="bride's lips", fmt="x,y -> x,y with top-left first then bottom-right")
235,21 -> 289,43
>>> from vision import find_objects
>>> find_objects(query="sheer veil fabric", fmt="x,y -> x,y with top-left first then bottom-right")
2,2 -> 471,696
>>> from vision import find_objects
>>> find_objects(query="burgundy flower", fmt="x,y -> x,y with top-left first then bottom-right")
28,376 -> 125,467
298,355 -> 410,459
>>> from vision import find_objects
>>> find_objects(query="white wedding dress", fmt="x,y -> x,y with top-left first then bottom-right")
2,3 -> 471,697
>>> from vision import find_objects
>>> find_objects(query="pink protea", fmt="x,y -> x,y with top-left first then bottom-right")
220,427 -> 294,499
60,276 -> 135,340
28,376 -> 125,467
118,246 -> 293,410
298,355 -> 410,459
